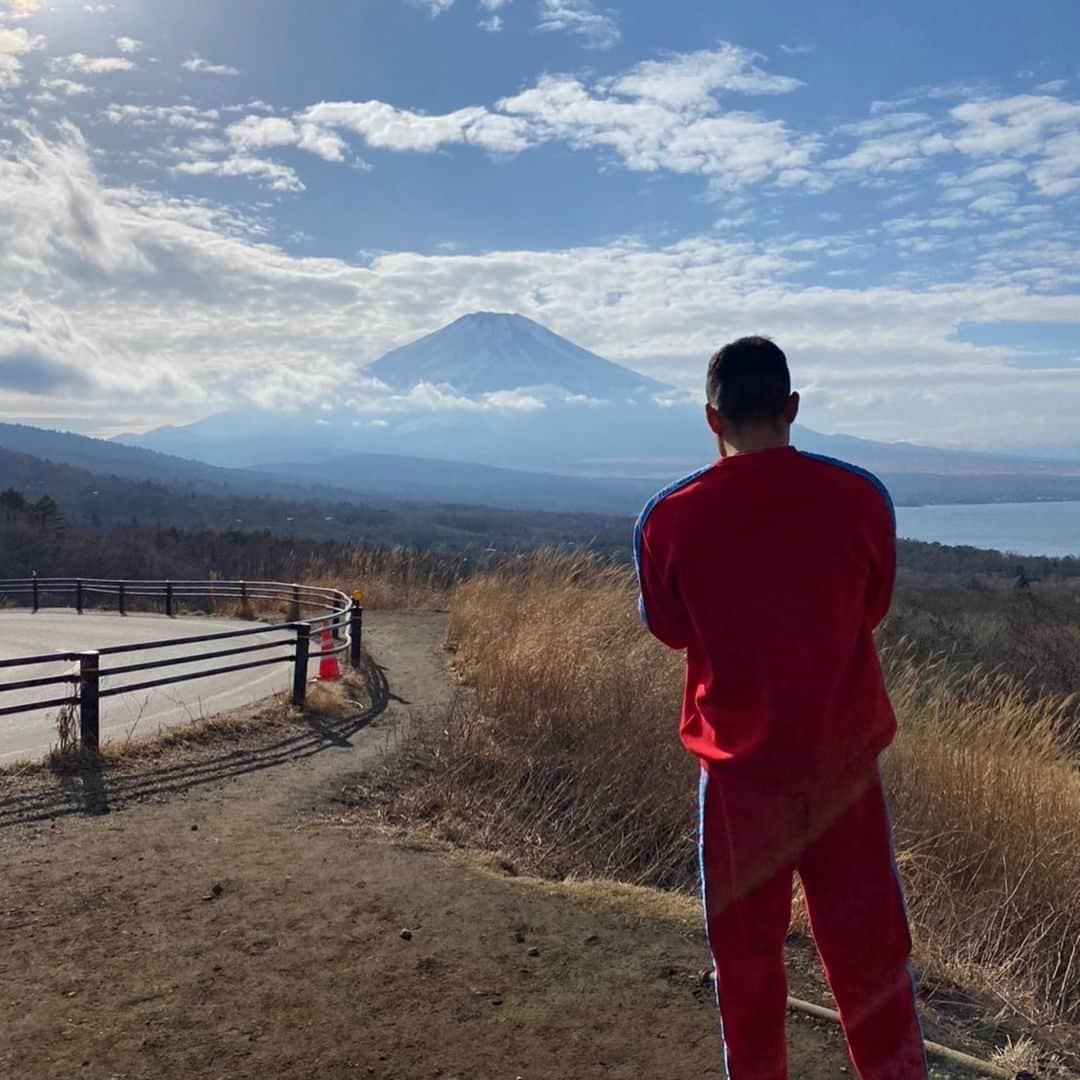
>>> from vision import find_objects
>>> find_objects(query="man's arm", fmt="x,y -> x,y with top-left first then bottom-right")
866,485 -> 896,629
634,518 -> 691,650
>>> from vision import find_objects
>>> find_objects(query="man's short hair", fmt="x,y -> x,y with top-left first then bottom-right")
706,336 -> 791,428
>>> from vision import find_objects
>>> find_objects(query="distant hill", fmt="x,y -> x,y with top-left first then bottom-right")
0,421 -> 282,493
251,453 -> 656,514
5,420 -> 1080,520
0,445 -> 634,556
0,421 -> 652,513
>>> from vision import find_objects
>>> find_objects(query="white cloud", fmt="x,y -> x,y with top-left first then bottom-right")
969,190 -> 1018,214
1028,129 -> 1080,196
939,160 -> 1026,187
825,129 -> 950,177
869,81 -> 992,115
298,99 -> 533,154
51,53 -> 136,75
409,0 -> 454,13
225,115 -> 300,149
950,94 -> 1080,157
348,381 -> 546,414
225,114 -> 348,162
297,66 -> 821,192
606,45 -> 802,108
0,305 -> 101,394
220,98 -> 276,114
949,93 -> 1080,197
0,23 -> 44,90
498,71 -> 822,191
835,112 -> 932,137
2,0 -> 41,18
104,103 -> 220,131
884,213 -> 970,233
0,122 -> 152,277
183,55 -> 240,76
0,54 -> 21,91
115,36 -> 142,54
0,25 -> 45,54
172,155 -> 304,192
483,388 -> 546,410
537,0 -> 620,50
36,77 -> 93,98
477,0 -> 508,24
779,43 -> 815,56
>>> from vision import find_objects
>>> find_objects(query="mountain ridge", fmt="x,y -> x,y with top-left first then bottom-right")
4,423 -> 1080,520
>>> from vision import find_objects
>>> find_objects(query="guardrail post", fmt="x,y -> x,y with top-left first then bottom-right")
32,569 -> 39,613
350,602 -> 363,666
118,581 -> 126,616
165,581 -> 174,617
79,651 -> 100,752
292,624 -> 310,706
75,579 -> 83,614
290,583 -> 301,622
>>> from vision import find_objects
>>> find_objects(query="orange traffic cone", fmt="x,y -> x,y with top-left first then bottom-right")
317,626 -> 341,681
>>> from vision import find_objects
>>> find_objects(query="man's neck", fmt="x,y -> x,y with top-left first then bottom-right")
720,429 -> 791,458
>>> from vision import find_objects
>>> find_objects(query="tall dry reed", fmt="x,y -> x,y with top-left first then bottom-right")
296,546 -> 460,610
396,550 -> 1080,1029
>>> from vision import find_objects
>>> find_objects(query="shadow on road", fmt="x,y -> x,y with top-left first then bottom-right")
0,652 -> 390,830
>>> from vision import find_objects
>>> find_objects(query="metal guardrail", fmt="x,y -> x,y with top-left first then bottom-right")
0,577 -> 364,752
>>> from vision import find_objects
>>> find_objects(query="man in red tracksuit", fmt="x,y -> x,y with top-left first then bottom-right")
634,337 -> 927,1079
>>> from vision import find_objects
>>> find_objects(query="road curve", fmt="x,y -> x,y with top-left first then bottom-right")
0,610 -> 310,764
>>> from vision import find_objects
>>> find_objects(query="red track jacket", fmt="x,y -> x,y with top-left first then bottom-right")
634,446 -> 897,784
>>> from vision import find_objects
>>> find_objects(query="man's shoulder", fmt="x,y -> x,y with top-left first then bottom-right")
797,451 -> 895,521
635,464 -> 717,537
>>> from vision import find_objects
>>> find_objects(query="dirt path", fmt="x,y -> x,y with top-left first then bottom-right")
0,612 -> 975,1079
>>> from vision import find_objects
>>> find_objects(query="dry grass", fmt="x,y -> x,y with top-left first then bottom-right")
992,1035 -> 1042,1075
884,652 -> 1080,1025
48,700 -> 79,764
386,549 -> 1080,1035
296,547 -> 460,611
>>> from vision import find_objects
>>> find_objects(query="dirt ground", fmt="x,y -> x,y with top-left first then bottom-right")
0,612 -> 1034,1079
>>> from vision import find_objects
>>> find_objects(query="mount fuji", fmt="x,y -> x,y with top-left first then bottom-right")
122,311 -> 704,473
369,312 -> 667,398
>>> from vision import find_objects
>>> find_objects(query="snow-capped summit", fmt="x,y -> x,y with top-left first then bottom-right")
367,312 -> 670,398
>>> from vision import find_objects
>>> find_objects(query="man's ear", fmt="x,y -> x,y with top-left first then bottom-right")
706,403 -> 724,437
783,391 -> 800,425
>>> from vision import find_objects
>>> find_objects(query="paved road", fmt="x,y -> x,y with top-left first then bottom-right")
0,610 -> 309,764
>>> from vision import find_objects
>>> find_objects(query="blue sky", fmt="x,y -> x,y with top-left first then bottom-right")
1,0 -> 1078,455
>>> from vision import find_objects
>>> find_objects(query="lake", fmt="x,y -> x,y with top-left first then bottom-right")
896,501 -> 1080,559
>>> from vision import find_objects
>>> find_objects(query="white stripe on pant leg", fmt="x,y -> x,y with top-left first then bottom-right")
699,767 -> 733,1079
876,764 -> 930,1077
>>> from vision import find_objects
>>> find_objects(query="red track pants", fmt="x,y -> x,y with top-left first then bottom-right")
698,761 -> 928,1079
